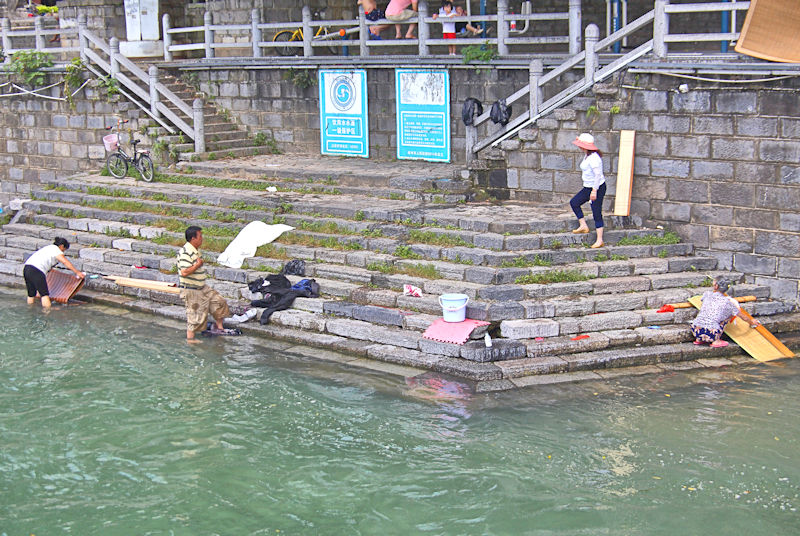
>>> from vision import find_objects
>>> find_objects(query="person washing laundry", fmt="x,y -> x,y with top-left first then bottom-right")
691,277 -> 759,348
23,237 -> 85,309
177,226 -> 233,342
570,133 -> 606,248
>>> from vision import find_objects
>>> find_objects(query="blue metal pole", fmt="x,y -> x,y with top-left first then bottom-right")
612,0 -> 621,53
721,0 -> 730,52
480,0 -> 486,39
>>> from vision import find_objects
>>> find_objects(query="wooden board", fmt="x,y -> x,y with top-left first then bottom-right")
613,130 -> 635,216
688,295 -> 794,362
668,295 -> 756,309
46,270 -> 85,304
105,275 -> 180,294
734,0 -> 800,63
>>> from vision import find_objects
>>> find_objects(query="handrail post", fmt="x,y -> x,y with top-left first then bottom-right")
497,0 -> 508,56
1,19 -> 11,64
34,16 -> 44,50
358,4 -> 369,57
301,6 -> 312,57
109,37 -> 120,78
466,124 -> 477,164
569,0 -> 582,54
193,98 -> 206,154
654,0 -> 668,58
149,65 -> 161,119
251,9 -> 262,58
77,13 -> 87,63
204,11 -> 214,59
162,13 -> 172,61
418,0 -> 429,56
529,59 -> 543,117
584,24 -> 599,84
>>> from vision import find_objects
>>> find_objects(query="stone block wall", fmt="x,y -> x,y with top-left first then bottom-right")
486,73 -> 800,304
193,66 -> 527,162
0,75 -> 144,201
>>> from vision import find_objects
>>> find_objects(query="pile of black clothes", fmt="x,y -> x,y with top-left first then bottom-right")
248,260 -> 320,324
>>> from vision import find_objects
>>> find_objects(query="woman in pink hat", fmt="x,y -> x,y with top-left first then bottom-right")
570,133 -> 606,248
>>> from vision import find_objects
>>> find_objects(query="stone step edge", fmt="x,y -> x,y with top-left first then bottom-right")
6,278 -> 793,390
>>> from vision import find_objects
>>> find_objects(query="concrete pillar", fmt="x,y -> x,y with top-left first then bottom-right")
1,19 -> 11,64
584,24 -> 599,84
34,16 -> 45,50
358,4 -> 369,57
77,13 -> 87,64
162,13 -> 172,61
109,37 -> 120,79
301,6 -> 312,57
418,0 -> 429,56
204,11 -> 214,59
529,59 -> 543,117
569,0 -> 582,55
497,0 -> 509,56
193,98 -> 205,154
251,9 -> 262,58
654,0 -> 669,58
149,65 -> 160,119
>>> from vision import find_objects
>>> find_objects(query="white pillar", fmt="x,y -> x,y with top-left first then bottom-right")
301,6 -> 312,57
569,0 -> 582,54
529,59 -> 543,117
162,13 -> 172,61
584,24 -> 599,84
418,0 -> 429,56
204,11 -> 214,59
251,9 -> 262,58
149,65 -> 160,119
193,98 -> 206,154
497,0 -> 509,56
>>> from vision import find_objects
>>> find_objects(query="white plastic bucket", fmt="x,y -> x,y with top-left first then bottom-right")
438,293 -> 469,323
103,133 -> 119,152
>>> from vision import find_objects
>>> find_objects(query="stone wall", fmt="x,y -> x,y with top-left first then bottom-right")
482,74 -> 800,304
193,65 -> 528,162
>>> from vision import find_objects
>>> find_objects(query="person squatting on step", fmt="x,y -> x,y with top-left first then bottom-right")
23,237 -> 85,309
177,226 -> 231,342
570,133 -> 606,249
690,277 -> 759,348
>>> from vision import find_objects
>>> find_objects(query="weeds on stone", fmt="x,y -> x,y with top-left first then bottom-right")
657,249 -> 668,258
367,261 -> 441,279
254,243 -> 290,260
394,245 -> 422,260
515,270 -> 591,285
54,208 -> 75,218
86,186 -> 131,198
618,231 -> 680,246
501,255 -> 552,268
230,201 -> 265,211
105,228 -> 134,238
408,230 -> 471,248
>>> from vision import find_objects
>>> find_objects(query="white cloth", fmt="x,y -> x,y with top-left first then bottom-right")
24,244 -> 63,274
438,9 -> 456,33
217,222 -> 294,269
579,152 -> 605,189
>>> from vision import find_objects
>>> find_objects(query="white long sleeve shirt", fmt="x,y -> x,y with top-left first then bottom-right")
579,152 -> 605,189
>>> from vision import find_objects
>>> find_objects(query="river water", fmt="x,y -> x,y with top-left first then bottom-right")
1,291 -> 798,535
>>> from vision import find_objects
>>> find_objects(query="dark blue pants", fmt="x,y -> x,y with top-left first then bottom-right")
570,183 -> 606,228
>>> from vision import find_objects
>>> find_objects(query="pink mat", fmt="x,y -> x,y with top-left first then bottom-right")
423,318 -> 490,345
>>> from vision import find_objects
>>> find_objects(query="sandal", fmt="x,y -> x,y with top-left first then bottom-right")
693,340 -> 704,345
590,242 -> 605,249
572,227 -> 590,234
710,340 -> 729,348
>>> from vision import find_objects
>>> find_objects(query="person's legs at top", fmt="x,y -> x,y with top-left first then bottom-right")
570,187 -> 591,233
589,183 -> 606,248
23,264 -> 51,308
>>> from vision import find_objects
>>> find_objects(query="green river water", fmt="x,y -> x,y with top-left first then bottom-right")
1,291 -> 798,535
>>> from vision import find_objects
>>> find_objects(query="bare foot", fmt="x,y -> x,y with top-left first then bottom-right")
187,338 -> 202,344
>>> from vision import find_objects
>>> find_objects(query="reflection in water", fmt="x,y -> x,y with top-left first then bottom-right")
404,374 -> 473,435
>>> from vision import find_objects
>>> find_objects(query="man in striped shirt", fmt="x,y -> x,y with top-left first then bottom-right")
177,226 -> 231,342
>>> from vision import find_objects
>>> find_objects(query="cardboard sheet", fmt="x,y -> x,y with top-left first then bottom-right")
734,0 -> 800,63
46,269 -> 85,304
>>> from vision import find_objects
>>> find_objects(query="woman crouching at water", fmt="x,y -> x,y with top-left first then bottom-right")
691,277 -> 759,348
570,133 -> 606,248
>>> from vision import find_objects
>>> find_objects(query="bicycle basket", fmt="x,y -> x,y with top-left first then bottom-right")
103,134 -> 119,152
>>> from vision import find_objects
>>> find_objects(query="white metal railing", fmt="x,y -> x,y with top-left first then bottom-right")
467,0 -> 752,161
161,0 -> 582,60
0,16 -> 78,58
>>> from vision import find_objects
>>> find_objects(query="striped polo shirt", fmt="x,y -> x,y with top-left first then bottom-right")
176,242 -> 206,289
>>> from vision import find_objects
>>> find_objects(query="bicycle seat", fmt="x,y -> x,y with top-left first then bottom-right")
132,139 -> 141,145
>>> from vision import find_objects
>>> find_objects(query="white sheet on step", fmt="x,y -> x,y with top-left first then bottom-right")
217,221 -> 294,269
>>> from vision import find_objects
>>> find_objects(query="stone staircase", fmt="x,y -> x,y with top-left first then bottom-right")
144,75 -> 266,162
1,166 -> 797,391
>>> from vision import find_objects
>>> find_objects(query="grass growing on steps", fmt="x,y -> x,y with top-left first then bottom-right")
501,255 -> 553,268
153,173 -> 341,196
276,233 -> 364,251
515,270 -> 592,285
618,231 -> 680,246
408,230 -> 472,248
367,261 -> 441,279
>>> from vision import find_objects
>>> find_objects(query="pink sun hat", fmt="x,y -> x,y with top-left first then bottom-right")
572,133 -> 598,151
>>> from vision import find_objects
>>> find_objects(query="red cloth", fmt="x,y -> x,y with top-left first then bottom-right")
423,318 -> 490,345
443,32 -> 456,39
657,304 -> 675,313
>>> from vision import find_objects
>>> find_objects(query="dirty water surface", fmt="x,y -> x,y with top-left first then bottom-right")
1,292 -> 798,535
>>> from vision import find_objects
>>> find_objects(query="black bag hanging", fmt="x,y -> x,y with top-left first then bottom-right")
490,99 -> 512,126
461,97 -> 483,126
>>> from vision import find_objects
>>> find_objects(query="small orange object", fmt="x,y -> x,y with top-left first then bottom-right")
571,335 -> 590,341
338,28 -> 346,36
657,304 -> 675,313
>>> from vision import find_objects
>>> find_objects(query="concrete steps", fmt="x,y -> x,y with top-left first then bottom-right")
3,166 -> 797,389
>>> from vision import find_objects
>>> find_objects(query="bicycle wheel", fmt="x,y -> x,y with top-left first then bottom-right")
273,30 -> 299,56
319,29 -> 338,55
136,154 -> 154,182
106,153 -> 128,178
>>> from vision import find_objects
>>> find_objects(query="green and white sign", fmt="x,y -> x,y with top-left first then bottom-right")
395,69 -> 450,163
319,69 -> 369,158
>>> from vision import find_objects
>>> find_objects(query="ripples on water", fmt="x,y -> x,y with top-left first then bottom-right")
0,292 -> 798,535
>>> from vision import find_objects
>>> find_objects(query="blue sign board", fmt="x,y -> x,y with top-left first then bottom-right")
395,69 -> 450,162
319,69 -> 369,158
